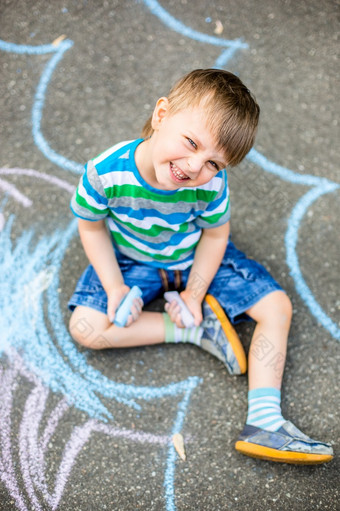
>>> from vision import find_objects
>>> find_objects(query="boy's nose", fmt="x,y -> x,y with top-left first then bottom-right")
187,156 -> 204,173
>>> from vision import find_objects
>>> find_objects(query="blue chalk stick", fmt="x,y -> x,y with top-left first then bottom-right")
114,286 -> 143,327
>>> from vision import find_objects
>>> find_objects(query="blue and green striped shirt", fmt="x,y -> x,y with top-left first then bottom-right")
70,139 -> 230,269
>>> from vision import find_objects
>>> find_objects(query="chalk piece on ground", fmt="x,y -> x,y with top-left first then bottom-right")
173,433 -> 186,461
52,35 -> 67,46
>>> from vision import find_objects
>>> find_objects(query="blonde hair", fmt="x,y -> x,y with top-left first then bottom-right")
142,69 -> 260,166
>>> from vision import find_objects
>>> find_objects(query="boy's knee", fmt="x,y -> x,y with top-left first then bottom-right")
272,291 -> 293,324
248,290 -> 292,325
280,291 -> 292,315
68,306 -> 116,349
69,315 -> 103,349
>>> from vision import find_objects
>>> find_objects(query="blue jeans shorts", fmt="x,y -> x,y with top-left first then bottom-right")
68,241 -> 283,325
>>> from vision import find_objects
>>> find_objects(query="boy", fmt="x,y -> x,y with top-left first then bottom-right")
68,69 -> 333,464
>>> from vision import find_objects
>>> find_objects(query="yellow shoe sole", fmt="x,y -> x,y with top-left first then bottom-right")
235,440 -> 333,464
205,294 -> 247,375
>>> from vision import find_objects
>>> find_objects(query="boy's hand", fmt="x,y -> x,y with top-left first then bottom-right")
107,285 -> 143,326
164,290 -> 203,328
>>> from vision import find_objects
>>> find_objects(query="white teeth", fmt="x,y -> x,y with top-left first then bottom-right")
171,163 -> 188,180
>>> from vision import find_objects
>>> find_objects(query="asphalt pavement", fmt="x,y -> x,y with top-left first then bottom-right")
0,1 -> 339,510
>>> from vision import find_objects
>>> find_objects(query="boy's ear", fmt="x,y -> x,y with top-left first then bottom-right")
151,97 -> 169,129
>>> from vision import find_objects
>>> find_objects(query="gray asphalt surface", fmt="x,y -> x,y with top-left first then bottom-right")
0,1 -> 339,510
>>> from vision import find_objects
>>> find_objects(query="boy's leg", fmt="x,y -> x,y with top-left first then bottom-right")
235,290 -> 333,464
69,306 -> 166,349
69,263 -> 246,372
246,290 -> 291,391
68,260 -> 166,348
70,302 -> 246,376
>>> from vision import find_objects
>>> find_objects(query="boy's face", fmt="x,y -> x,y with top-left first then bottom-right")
145,98 -> 228,191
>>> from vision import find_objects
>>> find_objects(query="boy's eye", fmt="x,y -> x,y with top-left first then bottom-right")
187,138 -> 197,149
208,160 -> 219,171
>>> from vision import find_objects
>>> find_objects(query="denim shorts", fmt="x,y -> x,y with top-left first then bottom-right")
68,241 -> 283,324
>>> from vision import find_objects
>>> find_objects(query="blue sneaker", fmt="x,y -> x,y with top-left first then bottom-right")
200,294 -> 247,375
235,420 -> 334,464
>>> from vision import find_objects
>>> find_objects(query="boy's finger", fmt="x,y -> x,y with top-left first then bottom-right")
194,316 -> 202,327
133,298 -> 143,312
176,312 -> 185,328
125,315 -> 133,327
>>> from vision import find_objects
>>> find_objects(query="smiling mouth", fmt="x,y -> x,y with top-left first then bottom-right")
170,162 -> 190,182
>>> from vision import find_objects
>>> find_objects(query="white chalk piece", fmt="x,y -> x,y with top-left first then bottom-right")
164,291 -> 195,328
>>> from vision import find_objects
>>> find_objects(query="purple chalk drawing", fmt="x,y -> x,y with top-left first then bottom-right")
0,351 -> 176,510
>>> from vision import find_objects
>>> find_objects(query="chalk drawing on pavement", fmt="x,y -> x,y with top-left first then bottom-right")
0,167 -> 201,510
0,1 -> 339,510
1,351 -> 195,511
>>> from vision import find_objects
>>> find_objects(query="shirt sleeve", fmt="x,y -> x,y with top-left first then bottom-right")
195,170 -> 230,229
70,159 -> 110,221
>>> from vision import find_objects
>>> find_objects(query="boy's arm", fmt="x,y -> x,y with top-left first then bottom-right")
78,219 -> 132,322
178,221 -> 230,326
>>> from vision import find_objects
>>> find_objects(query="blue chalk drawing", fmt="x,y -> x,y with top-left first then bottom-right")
0,39 -> 82,174
0,40 -> 60,54
0,0 -> 339,509
0,207 -> 201,510
0,167 -> 203,511
247,150 -> 340,340
142,0 -> 248,68
164,384 -> 196,511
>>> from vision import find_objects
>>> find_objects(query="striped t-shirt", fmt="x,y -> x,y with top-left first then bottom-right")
70,139 -> 230,270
